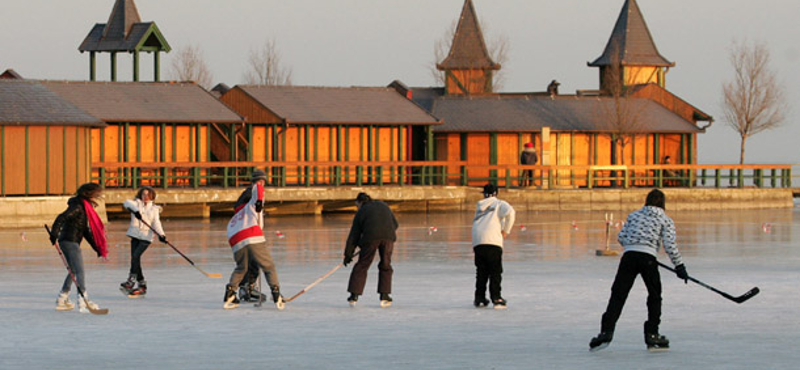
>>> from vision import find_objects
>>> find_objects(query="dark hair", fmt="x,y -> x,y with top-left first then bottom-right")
76,183 -> 102,206
355,192 -> 372,203
483,183 -> 498,197
135,186 -> 156,201
645,189 -> 665,209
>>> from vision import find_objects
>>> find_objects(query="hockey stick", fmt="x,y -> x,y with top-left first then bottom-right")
285,263 -> 343,303
44,225 -> 109,315
128,212 -> 222,278
657,262 -> 759,304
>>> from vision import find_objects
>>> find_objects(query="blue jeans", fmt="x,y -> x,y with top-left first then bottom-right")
59,241 -> 85,294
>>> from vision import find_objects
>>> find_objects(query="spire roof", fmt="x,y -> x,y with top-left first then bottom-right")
101,0 -> 142,40
79,0 -> 170,53
437,0 -> 499,70
589,0 -> 674,67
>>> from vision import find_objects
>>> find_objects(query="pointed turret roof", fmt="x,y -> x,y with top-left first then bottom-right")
588,0 -> 674,67
79,0 -> 170,53
101,0 -> 142,40
437,0 -> 499,70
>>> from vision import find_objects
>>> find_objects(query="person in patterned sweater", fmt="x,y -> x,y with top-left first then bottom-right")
590,189 -> 689,351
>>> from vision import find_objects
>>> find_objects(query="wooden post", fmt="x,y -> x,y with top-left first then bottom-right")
541,127 -> 551,189
110,52 -> 117,82
154,51 -> 160,81
89,52 -> 96,81
133,51 -> 140,82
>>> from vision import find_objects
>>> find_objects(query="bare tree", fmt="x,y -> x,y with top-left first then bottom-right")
169,44 -> 213,89
722,40 -> 787,164
431,19 -> 509,91
243,39 -> 293,86
599,44 -> 646,166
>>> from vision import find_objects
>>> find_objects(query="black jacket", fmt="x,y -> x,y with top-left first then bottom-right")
50,197 -> 101,256
520,148 -> 538,165
344,201 -> 398,258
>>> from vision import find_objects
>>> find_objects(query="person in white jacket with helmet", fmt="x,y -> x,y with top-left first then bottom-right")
472,183 -> 515,309
120,186 -> 166,298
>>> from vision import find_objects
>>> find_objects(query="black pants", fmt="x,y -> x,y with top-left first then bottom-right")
348,240 -> 394,295
474,245 -> 503,301
129,238 -> 151,281
600,251 -> 662,334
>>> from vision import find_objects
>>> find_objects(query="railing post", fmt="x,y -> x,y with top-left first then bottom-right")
786,168 -> 792,187
399,165 -> 405,186
701,169 -> 706,186
280,166 -> 286,187
623,167 -> 629,189
193,167 -> 199,189
505,168 -> 511,189
378,166 -> 384,186
588,168 -> 594,189
715,169 -> 720,188
461,165 -> 467,186
657,168 -> 663,188
737,169 -> 744,188
356,166 -> 363,186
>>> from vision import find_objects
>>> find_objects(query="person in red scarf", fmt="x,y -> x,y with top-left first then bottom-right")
49,183 -> 108,313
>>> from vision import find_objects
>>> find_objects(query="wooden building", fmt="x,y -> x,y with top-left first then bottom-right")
79,0 -> 171,82
220,85 -> 442,185
40,81 -> 243,187
413,0 -> 712,187
0,80 -> 105,196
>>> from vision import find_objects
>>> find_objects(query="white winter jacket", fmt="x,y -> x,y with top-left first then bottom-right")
123,199 -> 165,242
472,196 -> 515,248
617,206 -> 683,266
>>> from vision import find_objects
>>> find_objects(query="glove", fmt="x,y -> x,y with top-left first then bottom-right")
674,264 -> 689,284
255,200 -> 263,213
158,235 -> 168,244
133,211 -> 142,220
343,254 -> 353,267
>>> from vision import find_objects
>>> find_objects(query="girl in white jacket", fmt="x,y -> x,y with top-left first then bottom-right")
120,186 -> 166,298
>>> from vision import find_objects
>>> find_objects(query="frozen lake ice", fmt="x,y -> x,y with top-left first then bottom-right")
1,207 -> 798,369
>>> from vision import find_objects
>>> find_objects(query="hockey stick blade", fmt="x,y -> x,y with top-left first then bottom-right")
731,287 -> 760,304
658,261 -> 760,304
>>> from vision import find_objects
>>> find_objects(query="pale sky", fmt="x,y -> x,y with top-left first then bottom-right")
2,0 -> 798,164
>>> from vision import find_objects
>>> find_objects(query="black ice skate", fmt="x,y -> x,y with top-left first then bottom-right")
223,284 -> 240,310
379,293 -> 392,308
474,296 -> 490,308
347,293 -> 359,307
492,297 -> 507,310
589,332 -> 613,352
128,280 -> 147,298
272,287 -> 285,310
645,332 -> 670,352
119,274 -> 136,295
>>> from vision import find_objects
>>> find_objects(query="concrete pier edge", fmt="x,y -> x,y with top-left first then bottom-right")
1,187 -> 793,229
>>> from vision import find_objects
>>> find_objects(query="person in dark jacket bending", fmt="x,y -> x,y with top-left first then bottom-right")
343,192 -> 398,308
49,182 -> 108,313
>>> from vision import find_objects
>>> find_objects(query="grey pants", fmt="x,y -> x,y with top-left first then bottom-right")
229,242 -> 280,291
59,241 -> 85,294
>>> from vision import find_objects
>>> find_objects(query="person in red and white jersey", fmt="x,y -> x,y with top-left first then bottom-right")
223,169 -> 283,309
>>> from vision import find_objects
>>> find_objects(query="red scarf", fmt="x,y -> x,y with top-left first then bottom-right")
83,199 -> 108,258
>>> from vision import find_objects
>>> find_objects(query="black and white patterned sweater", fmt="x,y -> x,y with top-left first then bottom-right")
617,206 -> 683,266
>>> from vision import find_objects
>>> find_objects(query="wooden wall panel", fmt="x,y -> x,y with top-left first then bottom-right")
49,127 -> 65,194
4,127 -> 26,194
467,134 -> 490,185
252,126 -> 267,162
174,126 -> 191,162
220,89 -> 281,124
63,127 -> 78,194
446,70 -> 490,95
139,125 -> 156,162
27,127 -> 47,194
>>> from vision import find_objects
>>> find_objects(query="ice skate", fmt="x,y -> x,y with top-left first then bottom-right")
78,295 -> 99,314
474,295 -> 490,308
492,297 -> 507,310
272,288 -> 285,310
223,284 -> 240,310
589,331 -> 613,352
119,274 -> 136,296
56,291 -> 74,311
128,280 -> 147,298
379,293 -> 392,308
645,332 -> 670,352
347,293 -> 359,307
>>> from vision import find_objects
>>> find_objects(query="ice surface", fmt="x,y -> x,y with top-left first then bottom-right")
1,208 -> 798,369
